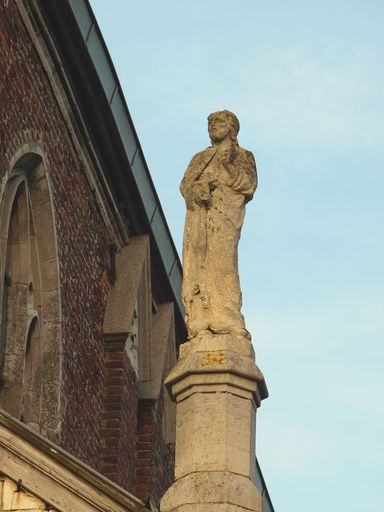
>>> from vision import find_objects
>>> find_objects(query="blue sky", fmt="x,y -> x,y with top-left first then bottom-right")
90,1 -> 384,509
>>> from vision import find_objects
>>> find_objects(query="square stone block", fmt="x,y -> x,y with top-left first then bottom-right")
175,390 -> 256,479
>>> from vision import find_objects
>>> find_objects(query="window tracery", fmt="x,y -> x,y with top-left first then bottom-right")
0,150 -> 61,439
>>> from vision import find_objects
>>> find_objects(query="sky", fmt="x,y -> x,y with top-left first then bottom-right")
89,1 -> 384,510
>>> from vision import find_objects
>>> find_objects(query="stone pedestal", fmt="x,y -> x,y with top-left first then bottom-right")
160,334 -> 268,512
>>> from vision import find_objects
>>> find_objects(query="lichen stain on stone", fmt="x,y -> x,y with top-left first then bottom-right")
201,352 -> 225,366
191,473 -> 202,490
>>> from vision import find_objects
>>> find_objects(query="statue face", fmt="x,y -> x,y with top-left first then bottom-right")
208,113 -> 231,143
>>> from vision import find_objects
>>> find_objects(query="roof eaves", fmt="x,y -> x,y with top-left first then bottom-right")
66,0 -> 184,316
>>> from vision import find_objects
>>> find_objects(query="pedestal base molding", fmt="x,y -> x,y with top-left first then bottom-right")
161,471 -> 261,512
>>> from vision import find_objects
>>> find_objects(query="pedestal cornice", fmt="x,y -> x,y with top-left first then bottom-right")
165,334 -> 268,406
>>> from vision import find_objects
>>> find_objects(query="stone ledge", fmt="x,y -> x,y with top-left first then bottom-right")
166,335 -> 268,404
175,379 -> 256,402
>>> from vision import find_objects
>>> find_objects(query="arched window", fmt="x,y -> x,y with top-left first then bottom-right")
0,150 -> 61,440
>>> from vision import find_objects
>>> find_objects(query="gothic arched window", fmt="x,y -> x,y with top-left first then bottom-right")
0,151 -> 62,440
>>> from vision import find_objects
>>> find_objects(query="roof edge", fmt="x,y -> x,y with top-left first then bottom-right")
0,408 -> 145,512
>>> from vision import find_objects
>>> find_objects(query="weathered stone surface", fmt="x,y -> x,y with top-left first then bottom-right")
161,333 -> 266,512
103,237 -> 149,337
180,111 -> 257,340
161,472 -> 262,512
166,334 -> 268,404
174,389 -> 256,479
179,332 -> 254,358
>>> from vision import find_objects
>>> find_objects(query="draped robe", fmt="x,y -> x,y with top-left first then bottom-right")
180,144 -> 257,339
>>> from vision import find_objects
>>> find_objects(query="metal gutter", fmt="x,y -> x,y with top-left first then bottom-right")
66,0 -> 183,316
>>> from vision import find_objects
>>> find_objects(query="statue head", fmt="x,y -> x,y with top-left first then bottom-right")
207,110 -> 240,145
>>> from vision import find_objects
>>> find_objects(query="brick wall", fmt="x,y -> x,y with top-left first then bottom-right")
135,389 -> 175,506
0,2 -> 176,500
100,338 -> 139,490
0,2 -> 110,468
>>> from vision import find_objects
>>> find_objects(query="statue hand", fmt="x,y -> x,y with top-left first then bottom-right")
194,182 -> 211,207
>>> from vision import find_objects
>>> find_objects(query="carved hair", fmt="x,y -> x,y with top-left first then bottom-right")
208,110 -> 240,163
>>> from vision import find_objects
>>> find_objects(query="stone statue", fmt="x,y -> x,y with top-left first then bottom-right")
181,110 -> 257,340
